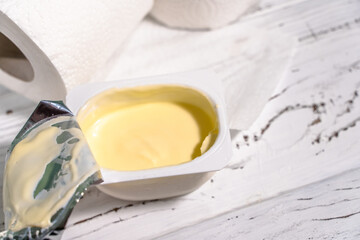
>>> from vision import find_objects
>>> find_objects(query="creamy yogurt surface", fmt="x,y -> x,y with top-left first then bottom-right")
77,85 -> 218,171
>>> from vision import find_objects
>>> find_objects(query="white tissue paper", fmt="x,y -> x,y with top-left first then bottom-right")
0,0 -> 153,101
106,19 -> 297,130
151,0 -> 259,29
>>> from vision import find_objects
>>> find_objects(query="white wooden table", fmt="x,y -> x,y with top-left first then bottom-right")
1,0 -> 360,239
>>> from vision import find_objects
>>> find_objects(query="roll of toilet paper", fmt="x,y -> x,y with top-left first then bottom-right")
0,0 -> 153,102
150,0 -> 259,29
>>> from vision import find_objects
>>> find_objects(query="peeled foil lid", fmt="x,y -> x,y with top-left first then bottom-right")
1,101 -> 102,240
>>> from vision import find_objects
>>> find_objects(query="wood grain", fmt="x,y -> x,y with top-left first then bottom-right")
160,168 -> 360,239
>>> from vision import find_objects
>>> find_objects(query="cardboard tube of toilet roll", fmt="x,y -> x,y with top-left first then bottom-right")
151,0 -> 259,29
0,0 -> 153,102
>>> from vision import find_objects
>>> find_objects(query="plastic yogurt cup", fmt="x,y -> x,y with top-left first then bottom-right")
66,70 -> 232,201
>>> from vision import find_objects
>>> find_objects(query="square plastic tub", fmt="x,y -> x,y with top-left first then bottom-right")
66,70 -> 232,201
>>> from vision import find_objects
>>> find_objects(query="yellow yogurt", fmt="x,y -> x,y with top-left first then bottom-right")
77,85 -> 218,171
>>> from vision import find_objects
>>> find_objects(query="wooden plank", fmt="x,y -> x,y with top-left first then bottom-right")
159,168 -> 360,239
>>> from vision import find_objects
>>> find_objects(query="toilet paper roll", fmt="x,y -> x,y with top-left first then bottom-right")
151,0 -> 259,29
0,0 -> 153,102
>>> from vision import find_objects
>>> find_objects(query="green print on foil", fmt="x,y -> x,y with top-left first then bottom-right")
33,121 -> 81,199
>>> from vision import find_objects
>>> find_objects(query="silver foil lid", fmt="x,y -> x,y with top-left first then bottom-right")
1,101 -> 102,240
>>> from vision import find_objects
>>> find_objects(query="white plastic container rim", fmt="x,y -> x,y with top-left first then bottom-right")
66,70 -> 232,184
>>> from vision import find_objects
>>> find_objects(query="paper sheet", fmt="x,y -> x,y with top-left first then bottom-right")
106,18 -> 297,130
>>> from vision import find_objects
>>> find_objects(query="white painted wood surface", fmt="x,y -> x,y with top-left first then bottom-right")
160,168 -> 360,239
0,0 -> 360,239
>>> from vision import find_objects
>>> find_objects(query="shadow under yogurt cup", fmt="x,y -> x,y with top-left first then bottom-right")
66,70 -> 232,201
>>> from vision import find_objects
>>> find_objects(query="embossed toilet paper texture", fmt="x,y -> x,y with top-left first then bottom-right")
0,0 -> 153,101
106,19 -> 297,130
